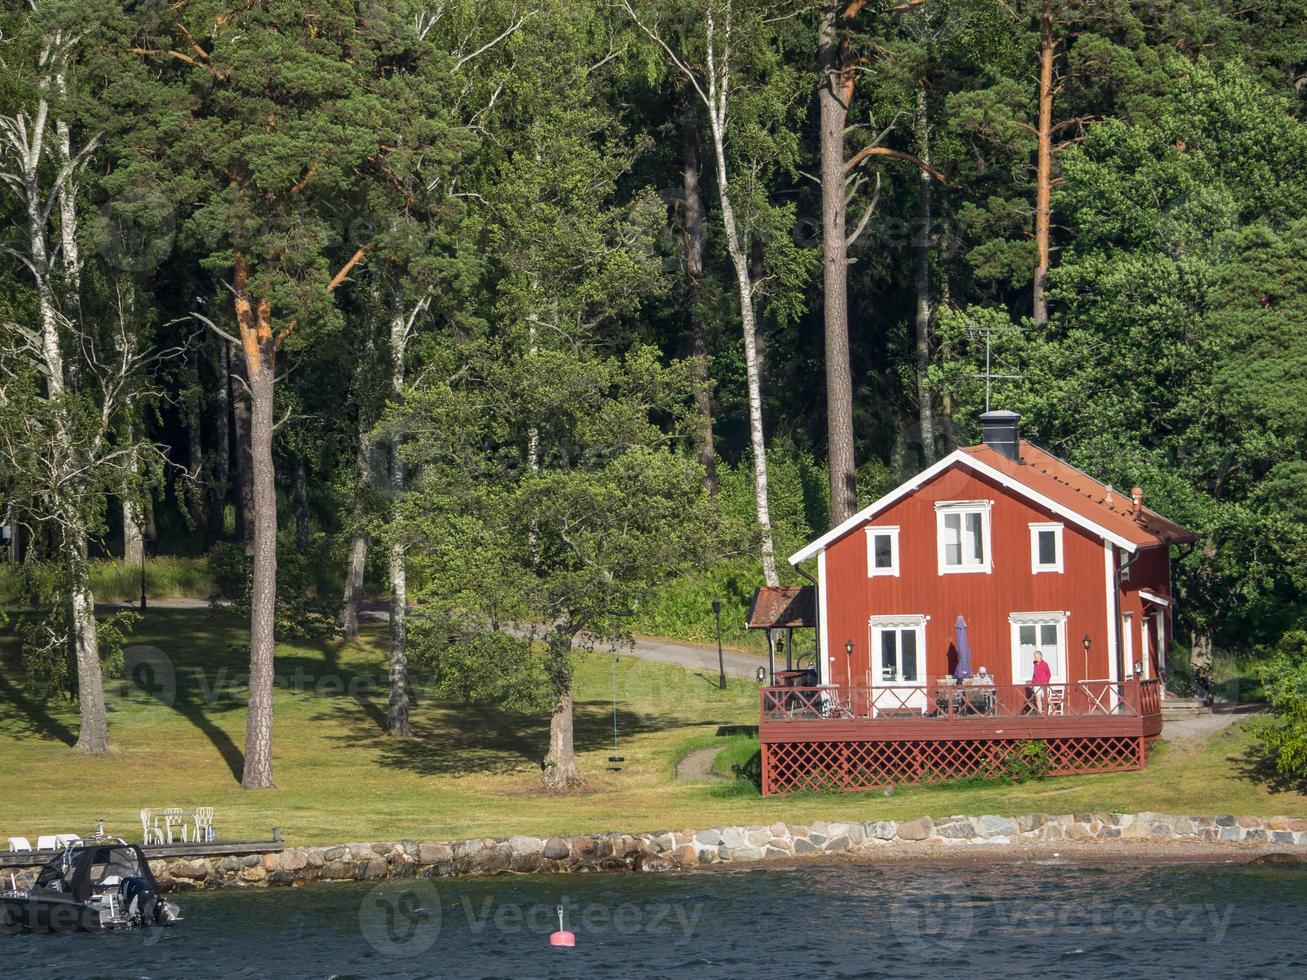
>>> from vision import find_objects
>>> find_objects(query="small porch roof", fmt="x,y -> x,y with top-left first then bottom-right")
746,586 -> 816,630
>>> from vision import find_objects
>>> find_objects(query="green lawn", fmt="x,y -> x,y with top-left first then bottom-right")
0,608 -> 1302,847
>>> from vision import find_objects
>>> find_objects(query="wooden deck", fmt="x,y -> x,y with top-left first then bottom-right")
759,678 -> 1162,794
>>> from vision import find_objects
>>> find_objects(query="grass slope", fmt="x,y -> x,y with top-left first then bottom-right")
0,609 -> 1301,846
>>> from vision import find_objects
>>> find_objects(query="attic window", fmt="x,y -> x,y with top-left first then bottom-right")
1029,522 -> 1064,574
866,527 -> 899,577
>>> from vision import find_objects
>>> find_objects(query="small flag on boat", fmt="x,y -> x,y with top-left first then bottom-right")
92,817 -> 105,840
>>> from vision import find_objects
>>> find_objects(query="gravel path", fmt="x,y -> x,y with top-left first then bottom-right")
100,597 -> 769,680
675,744 -> 729,782
1162,703 -> 1264,757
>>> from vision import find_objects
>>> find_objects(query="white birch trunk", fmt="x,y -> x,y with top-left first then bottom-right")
386,291 -> 421,737
700,5 -> 779,586
0,32 -> 109,751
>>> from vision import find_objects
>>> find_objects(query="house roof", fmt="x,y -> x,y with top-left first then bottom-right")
964,442 -> 1194,550
745,586 -> 816,630
789,440 -> 1195,565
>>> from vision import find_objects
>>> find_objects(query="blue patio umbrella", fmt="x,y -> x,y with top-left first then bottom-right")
954,615 -> 973,680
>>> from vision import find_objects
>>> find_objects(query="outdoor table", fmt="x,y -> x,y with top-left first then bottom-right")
935,686 -> 995,716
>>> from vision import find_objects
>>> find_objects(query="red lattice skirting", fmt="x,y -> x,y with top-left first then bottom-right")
761,736 -> 1147,795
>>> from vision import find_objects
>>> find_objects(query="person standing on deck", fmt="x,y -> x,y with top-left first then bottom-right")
1031,651 -> 1052,714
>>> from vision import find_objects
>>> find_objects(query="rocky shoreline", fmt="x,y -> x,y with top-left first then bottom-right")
7,812 -> 1306,892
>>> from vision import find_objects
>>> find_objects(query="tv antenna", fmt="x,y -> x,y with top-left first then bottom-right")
966,320 -> 1026,412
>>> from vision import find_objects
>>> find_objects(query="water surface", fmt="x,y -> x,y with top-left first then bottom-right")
4,860 -> 1305,978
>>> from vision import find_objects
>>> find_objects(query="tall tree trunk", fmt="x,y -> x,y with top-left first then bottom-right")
913,84 -> 937,466
338,423 -> 372,642
207,338 -> 233,545
183,356 -> 207,529
122,496 -> 143,564
699,22 -> 779,587
1032,0 -> 1056,330
4,60 -> 108,751
680,111 -> 718,495
69,531 -> 108,752
232,357 -> 256,555
542,632 -> 581,789
233,255 -> 277,789
818,2 -> 858,527
386,292 -> 411,737
292,456 -> 310,554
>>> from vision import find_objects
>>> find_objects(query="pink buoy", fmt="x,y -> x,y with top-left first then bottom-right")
550,905 -> 576,947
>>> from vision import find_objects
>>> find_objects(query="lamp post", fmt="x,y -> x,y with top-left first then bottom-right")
711,598 -> 726,690
1082,633 -> 1091,681
845,639 -> 854,687
139,537 -> 147,612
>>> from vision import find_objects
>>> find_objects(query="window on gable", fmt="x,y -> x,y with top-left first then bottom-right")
935,502 -> 992,574
866,527 -> 899,577
1029,522 -> 1064,573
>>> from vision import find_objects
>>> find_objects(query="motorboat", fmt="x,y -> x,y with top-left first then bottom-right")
0,838 -> 181,932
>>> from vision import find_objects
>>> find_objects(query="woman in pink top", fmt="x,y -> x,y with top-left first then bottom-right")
1031,651 -> 1053,714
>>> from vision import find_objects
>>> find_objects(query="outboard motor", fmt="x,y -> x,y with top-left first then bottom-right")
121,876 -> 159,925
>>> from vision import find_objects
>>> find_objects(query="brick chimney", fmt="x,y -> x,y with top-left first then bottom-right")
1131,486 -> 1143,517
978,410 -> 1021,463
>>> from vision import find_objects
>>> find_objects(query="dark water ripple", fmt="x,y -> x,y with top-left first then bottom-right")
3,861 -> 1305,979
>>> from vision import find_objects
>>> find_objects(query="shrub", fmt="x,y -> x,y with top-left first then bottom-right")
1258,631 -> 1307,778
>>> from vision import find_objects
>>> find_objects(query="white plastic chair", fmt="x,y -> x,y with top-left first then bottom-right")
140,808 -> 164,845
7,837 -> 32,852
1047,686 -> 1066,716
36,835 -> 58,850
193,807 -> 214,843
54,834 -> 79,847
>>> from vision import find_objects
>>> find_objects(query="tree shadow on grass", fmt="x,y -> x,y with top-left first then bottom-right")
0,666 -> 77,745
1228,742 -> 1307,795
320,695 -> 737,778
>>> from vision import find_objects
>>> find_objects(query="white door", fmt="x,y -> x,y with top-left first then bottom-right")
870,618 -> 926,714
1010,615 -> 1067,685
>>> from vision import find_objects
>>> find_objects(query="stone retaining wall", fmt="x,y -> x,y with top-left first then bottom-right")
6,813 -> 1305,892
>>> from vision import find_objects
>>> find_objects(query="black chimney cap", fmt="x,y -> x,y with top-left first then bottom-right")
979,410 -> 1021,463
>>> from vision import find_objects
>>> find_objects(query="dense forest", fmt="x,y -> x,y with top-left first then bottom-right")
1,0 -> 1304,785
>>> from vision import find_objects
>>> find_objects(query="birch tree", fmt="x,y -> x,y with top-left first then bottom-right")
623,0 -> 811,585
0,13 -> 146,751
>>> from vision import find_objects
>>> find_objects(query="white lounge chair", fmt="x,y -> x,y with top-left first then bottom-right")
7,837 -> 32,852
54,833 -> 79,847
36,835 -> 58,850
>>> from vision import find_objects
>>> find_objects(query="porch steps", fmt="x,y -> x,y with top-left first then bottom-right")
1161,698 -> 1210,721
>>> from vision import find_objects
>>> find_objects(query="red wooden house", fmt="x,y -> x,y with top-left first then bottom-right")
759,411 -> 1195,795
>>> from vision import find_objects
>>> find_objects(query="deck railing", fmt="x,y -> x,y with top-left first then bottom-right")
761,678 -> 1162,724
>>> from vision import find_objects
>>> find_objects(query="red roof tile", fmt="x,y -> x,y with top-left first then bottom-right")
961,441 -> 1195,548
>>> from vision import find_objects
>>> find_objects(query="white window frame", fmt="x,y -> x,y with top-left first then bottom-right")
865,526 -> 900,577
1028,522 -> 1064,574
1008,610 -> 1069,684
935,500 -> 993,575
869,614 -> 928,684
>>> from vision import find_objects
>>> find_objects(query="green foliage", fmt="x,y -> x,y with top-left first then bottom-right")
1258,632 -> 1307,779
207,544 -> 335,640
1001,740 -> 1053,784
